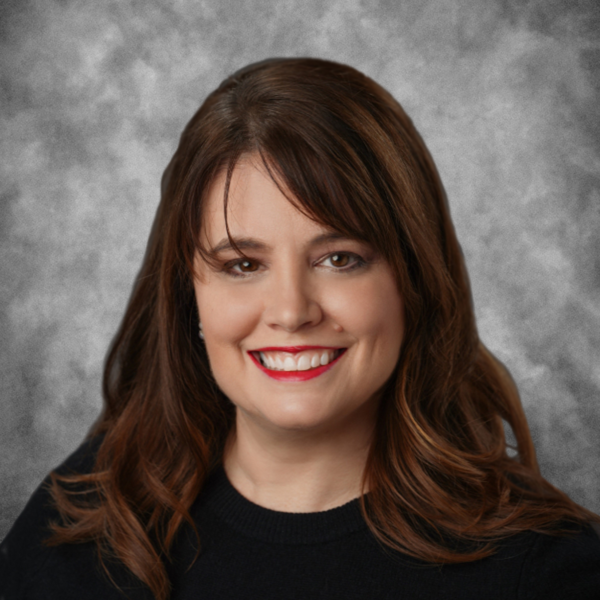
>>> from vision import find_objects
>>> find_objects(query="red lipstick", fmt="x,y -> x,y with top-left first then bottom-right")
248,348 -> 347,381
251,345 -> 342,354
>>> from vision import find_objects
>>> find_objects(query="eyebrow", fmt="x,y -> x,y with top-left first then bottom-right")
207,231 -> 353,258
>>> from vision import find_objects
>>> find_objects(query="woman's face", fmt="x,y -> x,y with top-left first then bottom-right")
193,156 -> 404,438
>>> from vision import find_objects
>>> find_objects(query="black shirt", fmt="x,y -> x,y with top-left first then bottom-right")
2,438 -> 600,599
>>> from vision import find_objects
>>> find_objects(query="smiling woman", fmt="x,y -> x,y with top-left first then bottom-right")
195,157 -> 404,511
1,58 -> 599,600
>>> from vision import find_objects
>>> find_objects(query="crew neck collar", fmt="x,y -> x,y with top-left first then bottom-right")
199,465 -> 369,545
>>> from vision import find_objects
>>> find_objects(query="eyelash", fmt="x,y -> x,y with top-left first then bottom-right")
221,252 -> 367,279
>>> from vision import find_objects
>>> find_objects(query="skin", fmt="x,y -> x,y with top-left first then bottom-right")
193,155 -> 404,513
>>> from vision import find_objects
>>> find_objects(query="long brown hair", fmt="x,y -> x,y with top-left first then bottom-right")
46,57 -> 598,599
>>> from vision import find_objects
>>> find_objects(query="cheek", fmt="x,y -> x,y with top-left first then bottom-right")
327,274 -> 404,345
195,280 -> 260,344
354,281 -> 404,387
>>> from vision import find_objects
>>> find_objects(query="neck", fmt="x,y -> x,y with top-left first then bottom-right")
222,406 -> 375,513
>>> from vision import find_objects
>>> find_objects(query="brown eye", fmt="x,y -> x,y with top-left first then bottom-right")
238,260 -> 258,272
223,257 -> 262,278
330,253 -> 350,267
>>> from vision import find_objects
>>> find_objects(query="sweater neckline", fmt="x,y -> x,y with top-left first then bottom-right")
200,464 -> 369,545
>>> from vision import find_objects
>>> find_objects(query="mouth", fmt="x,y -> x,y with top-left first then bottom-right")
248,347 -> 347,381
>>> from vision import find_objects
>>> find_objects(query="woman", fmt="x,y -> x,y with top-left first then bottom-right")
1,57 -> 599,599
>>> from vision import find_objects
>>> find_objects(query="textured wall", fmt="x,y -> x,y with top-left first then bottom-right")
1,0 -> 599,539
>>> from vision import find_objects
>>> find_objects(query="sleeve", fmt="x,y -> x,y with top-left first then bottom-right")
0,435 -> 103,599
519,523 -> 600,600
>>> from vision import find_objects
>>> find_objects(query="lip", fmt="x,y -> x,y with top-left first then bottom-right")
251,345 -> 343,354
247,347 -> 347,382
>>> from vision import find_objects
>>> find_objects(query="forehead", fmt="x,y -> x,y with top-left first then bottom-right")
200,156 -> 334,245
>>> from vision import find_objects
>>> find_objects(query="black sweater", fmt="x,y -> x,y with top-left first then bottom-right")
2,438 -> 600,599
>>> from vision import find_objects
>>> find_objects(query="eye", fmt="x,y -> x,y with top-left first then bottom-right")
320,252 -> 365,271
223,258 -> 261,277
329,253 -> 351,267
236,260 -> 259,273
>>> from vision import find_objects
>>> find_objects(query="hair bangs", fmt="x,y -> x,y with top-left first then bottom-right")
256,116 -> 412,281
190,132 -> 407,284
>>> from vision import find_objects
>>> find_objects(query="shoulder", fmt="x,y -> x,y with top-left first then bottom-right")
402,523 -> 600,599
514,522 -> 600,599
0,435 -> 105,599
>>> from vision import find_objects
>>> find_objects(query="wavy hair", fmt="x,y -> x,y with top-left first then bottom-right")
46,57 -> 598,599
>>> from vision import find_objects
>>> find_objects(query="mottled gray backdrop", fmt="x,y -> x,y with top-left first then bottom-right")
1,0 -> 599,539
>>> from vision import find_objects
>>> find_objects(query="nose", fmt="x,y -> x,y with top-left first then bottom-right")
263,267 -> 323,333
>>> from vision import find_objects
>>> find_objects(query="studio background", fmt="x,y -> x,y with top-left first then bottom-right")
1,0 -> 599,540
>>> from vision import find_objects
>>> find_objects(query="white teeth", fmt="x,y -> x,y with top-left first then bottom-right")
283,356 -> 296,371
255,349 -> 343,371
297,355 -> 311,371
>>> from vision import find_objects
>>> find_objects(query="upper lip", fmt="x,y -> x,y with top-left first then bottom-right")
249,345 -> 345,354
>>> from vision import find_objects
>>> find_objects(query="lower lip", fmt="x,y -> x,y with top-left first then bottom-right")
248,350 -> 347,381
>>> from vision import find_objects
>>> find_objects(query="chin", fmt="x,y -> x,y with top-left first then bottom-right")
253,402 -> 334,433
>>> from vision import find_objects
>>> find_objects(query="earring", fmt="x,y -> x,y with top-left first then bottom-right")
199,322 -> 204,340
